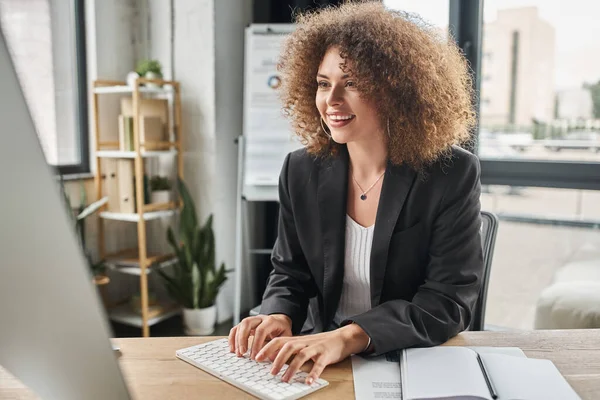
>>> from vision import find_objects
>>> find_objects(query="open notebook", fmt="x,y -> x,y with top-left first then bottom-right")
400,346 -> 580,400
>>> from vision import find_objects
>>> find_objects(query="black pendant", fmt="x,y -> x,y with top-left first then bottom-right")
360,194 -> 367,201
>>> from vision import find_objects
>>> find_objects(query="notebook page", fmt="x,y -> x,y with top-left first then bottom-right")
480,353 -> 581,400
467,347 -> 526,358
403,347 -> 492,400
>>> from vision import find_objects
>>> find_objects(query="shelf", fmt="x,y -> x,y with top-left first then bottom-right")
143,202 -> 178,213
96,149 -> 177,158
93,78 -> 183,337
105,249 -> 177,275
108,302 -> 181,328
94,85 -> 174,95
100,209 -> 178,222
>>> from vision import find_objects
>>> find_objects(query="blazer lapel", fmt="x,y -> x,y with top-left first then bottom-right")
370,162 -> 416,307
317,147 -> 349,327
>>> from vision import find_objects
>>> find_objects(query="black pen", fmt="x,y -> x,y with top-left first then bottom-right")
476,353 -> 498,400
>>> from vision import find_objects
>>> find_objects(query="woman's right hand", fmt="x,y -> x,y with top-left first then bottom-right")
228,314 -> 293,360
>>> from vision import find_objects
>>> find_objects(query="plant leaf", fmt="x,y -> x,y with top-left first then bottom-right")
192,262 -> 200,309
157,268 -> 189,308
177,178 -> 197,245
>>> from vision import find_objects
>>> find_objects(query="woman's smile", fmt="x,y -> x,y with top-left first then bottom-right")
327,112 -> 356,128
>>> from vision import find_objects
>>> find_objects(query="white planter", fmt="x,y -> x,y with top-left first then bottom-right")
151,190 -> 170,204
126,71 -> 139,87
183,306 -> 217,336
144,71 -> 161,88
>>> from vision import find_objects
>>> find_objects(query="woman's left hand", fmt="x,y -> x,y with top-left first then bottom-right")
254,323 -> 370,384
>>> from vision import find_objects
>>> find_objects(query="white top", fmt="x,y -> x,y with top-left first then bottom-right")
333,215 -> 374,326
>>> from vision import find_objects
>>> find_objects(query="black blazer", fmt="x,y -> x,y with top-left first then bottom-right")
260,144 -> 483,356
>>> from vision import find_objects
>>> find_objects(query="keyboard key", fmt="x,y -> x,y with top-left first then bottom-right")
291,382 -> 308,390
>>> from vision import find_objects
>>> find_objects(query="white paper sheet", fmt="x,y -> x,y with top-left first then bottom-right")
351,351 -> 403,399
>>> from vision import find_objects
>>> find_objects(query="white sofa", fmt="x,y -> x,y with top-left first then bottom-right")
534,260 -> 600,329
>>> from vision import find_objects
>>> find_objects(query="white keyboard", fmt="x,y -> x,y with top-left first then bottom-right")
176,338 -> 329,400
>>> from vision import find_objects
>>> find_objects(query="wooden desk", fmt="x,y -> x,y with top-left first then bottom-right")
2,329 -> 599,399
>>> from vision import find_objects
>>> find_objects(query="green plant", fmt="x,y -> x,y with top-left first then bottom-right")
60,177 -> 106,277
157,178 -> 230,309
135,59 -> 162,77
150,175 -> 171,191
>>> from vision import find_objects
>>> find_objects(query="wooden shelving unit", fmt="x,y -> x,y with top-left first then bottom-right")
92,78 -> 183,337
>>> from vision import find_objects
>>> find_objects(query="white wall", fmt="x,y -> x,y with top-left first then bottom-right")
168,0 -> 252,322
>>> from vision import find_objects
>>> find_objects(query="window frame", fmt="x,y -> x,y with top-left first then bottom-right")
55,0 -> 90,176
450,0 -> 600,191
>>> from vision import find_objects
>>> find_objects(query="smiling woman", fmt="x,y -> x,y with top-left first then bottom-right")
277,1 -> 475,170
230,0 -> 483,386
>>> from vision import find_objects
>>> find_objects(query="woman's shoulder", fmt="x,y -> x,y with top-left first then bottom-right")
428,145 -> 480,178
450,145 -> 480,169
287,147 -> 311,163
414,145 -> 481,193
285,147 -> 323,174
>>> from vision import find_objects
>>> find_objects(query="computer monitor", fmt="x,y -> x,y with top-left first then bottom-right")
0,29 -> 131,399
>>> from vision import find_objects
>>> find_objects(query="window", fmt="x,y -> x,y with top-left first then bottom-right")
383,0 -> 450,36
450,0 -> 600,331
481,185 -> 600,330
476,1 -> 600,189
0,0 -> 89,175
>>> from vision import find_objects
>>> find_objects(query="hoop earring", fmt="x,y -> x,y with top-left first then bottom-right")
320,117 -> 331,139
387,118 -> 391,138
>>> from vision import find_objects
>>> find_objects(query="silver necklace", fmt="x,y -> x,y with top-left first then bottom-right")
352,171 -> 385,201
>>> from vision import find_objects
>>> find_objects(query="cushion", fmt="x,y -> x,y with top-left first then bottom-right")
553,260 -> 600,283
534,281 -> 600,329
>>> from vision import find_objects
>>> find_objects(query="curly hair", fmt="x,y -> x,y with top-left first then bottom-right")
277,1 -> 476,170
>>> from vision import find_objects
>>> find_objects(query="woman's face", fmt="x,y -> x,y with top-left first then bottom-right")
315,47 -> 383,145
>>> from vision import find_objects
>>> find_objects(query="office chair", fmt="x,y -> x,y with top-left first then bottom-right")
250,211 -> 499,332
470,210 -> 499,331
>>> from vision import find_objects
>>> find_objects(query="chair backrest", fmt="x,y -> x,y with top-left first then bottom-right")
469,210 -> 499,331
